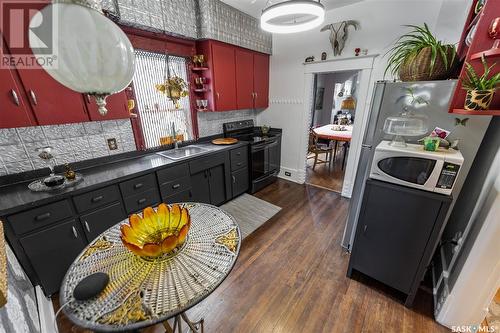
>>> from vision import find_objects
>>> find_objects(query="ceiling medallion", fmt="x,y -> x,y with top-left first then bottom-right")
260,0 -> 325,34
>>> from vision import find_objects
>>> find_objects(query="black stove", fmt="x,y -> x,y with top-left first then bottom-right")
223,120 -> 278,143
223,120 -> 281,193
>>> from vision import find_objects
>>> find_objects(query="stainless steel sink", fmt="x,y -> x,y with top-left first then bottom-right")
156,146 -> 209,160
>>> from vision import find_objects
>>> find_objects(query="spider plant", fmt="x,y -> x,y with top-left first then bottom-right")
461,56 -> 500,91
385,23 -> 456,78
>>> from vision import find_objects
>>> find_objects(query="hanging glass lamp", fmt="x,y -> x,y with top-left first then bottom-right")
29,0 -> 136,115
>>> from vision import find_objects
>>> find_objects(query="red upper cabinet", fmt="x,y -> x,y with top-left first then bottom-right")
85,91 -> 130,121
3,0 -> 90,126
211,42 -> 237,111
235,48 -> 254,109
15,67 -> 90,125
253,52 -> 270,109
0,38 -> 34,129
197,40 -> 270,112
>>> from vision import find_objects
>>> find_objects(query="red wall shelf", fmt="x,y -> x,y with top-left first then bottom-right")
449,0 -> 500,116
192,67 -> 209,71
451,109 -> 500,116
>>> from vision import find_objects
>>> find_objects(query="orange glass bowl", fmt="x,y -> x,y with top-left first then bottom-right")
120,204 -> 191,258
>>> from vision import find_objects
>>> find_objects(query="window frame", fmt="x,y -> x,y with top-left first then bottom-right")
122,26 -> 199,149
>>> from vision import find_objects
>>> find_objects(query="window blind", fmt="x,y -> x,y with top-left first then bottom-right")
133,50 -> 193,149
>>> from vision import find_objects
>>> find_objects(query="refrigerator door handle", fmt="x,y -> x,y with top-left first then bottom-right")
361,144 -> 372,149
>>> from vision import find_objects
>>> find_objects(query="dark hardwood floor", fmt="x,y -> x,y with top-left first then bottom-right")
54,180 -> 448,333
306,151 -> 346,193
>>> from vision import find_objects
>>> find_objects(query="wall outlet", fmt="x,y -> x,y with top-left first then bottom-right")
284,171 -> 291,177
107,138 -> 118,150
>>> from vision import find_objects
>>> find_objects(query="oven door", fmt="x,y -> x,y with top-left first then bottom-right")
370,153 -> 443,192
251,142 -> 269,180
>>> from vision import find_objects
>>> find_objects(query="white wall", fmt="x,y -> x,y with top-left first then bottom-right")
256,0 -> 470,183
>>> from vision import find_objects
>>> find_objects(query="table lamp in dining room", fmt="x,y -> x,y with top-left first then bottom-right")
341,95 -> 356,111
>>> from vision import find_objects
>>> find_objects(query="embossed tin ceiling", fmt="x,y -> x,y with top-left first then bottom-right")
102,0 -> 272,54
220,0 -> 366,18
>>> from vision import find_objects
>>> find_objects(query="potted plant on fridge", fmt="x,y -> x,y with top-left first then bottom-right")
385,23 -> 457,81
461,56 -> 500,111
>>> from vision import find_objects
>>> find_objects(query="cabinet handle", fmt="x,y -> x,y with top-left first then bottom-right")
232,175 -> 236,184
91,195 -> 104,203
10,89 -> 20,106
29,90 -> 38,105
85,94 -> 91,103
172,183 -> 180,189
72,226 -> 78,238
236,152 -> 241,156
84,221 -> 91,233
237,162 -> 242,166
134,183 -> 143,189
204,170 -> 208,178
34,212 -> 51,221
216,92 -> 220,99
209,169 -> 212,177
255,92 -> 258,99
363,225 -> 368,234
137,198 -> 147,204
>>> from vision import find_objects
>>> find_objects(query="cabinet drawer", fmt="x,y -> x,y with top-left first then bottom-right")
159,176 -> 191,200
163,190 -> 192,204
230,146 -> 248,171
73,185 -> 121,213
119,173 -> 157,198
80,202 -> 126,242
157,163 -> 189,185
232,167 -> 249,197
123,188 -> 160,214
189,152 -> 226,174
8,200 -> 73,235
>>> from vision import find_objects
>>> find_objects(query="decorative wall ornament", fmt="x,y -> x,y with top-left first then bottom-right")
321,20 -> 360,56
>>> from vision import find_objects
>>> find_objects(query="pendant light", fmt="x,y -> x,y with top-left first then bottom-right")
29,0 -> 135,115
261,0 -> 325,34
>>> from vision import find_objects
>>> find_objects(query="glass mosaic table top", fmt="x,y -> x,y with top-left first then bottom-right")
60,203 -> 241,332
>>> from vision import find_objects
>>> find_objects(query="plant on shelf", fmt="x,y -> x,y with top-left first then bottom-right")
385,23 -> 457,81
461,56 -> 500,111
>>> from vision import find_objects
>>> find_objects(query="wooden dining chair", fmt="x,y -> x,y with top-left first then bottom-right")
307,130 -> 331,171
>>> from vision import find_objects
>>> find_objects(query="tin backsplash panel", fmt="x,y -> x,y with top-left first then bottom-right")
0,120 -> 137,176
198,109 -> 256,137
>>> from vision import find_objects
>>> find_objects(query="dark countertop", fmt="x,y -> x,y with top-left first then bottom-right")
0,141 -> 248,216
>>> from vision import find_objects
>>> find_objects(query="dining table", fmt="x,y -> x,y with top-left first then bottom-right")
313,124 -> 353,142
313,124 -> 353,169
59,202 -> 241,333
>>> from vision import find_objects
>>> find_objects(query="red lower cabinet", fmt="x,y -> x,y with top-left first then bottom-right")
86,91 -> 130,121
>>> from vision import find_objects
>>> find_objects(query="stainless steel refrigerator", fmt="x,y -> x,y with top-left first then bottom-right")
341,79 -> 492,250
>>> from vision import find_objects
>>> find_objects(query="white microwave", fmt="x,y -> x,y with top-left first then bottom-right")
370,141 -> 464,195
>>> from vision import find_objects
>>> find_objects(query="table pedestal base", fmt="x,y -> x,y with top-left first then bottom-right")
163,313 -> 204,333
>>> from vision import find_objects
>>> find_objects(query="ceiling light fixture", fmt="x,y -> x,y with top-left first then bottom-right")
29,0 -> 135,116
260,0 -> 325,34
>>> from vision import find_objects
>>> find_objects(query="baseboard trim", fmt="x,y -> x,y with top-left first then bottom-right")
36,286 -> 56,333
278,167 -> 303,184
